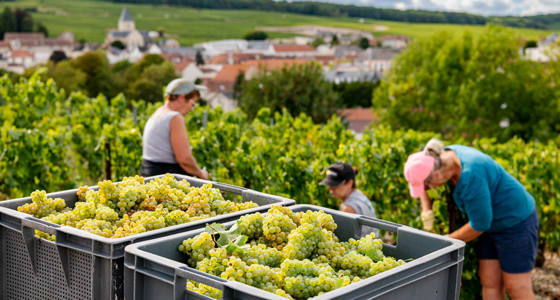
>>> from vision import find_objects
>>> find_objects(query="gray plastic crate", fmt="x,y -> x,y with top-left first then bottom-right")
0,174 -> 295,300
124,205 -> 465,300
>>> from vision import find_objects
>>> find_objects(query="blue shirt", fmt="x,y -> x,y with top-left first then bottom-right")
445,145 -> 535,232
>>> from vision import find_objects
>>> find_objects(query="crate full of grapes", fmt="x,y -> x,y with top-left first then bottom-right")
124,205 -> 465,300
0,174 -> 295,300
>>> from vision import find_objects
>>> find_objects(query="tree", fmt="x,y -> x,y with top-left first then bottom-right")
20,15 -> 34,32
372,25 -> 559,142
126,61 -> 178,103
331,35 -> 339,46
243,30 -> 268,41
333,81 -> 378,108
525,40 -> 537,48
232,71 -> 245,101
0,8 -> 16,39
45,61 -> 86,94
35,21 -> 48,37
359,37 -> 369,49
240,63 -> 337,123
195,50 -> 205,66
311,36 -> 325,48
49,50 -> 68,63
72,51 -> 113,97
111,40 -> 126,50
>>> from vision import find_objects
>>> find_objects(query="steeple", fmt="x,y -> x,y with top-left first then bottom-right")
118,7 -> 135,31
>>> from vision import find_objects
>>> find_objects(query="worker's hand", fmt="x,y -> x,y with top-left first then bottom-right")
421,210 -> 435,232
198,169 -> 209,180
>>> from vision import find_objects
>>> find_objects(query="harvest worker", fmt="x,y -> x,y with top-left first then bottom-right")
404,139 -> 537,300
319,162 -> 379,238
141,79 -> 209,180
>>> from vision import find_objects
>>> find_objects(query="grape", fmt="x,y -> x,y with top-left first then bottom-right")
236,202 -> 259,211
187,281 -> 222,299
95,205 -> 118,222
165,210 -> 190,226
239,244 -> 284,267
77,185 -> 89,201
238,212 -> 264,239
262,211 -> 296,250
18,190 -> 67,218
357,232 -> 383,255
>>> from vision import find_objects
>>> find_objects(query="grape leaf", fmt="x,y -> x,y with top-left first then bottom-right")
205,223 -> 227,234
335,278 -> 344,289
366,249 -> 384,262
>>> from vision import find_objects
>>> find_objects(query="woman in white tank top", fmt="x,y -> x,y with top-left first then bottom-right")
141,79 -> 209,180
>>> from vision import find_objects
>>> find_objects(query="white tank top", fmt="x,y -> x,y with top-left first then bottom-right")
142,110 -> 182,164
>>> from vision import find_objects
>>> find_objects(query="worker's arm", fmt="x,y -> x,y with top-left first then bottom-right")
169,115 -> 209,180
448,223 -> 483,243
341,205 -> 356,214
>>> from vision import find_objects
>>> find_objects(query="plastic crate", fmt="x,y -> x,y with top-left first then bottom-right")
0,174 -> 295,300
124,205 -> 465,300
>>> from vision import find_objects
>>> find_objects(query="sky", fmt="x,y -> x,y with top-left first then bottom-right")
285,0 -> 560,16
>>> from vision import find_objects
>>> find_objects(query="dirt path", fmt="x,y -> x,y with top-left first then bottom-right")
534,251 -> 560,300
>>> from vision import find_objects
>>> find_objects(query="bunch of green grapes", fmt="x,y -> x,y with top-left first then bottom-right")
282,211 -> 335,260
179,232 -> 216,267
210,200 -> 238,215
76,219 -> 116,238
77,185 -> 89,201
154,174 -> 192,194
194,249 -> 229,276
217,256 -> 287,297
357,232 -> 383,254
313,229 -> 346,260
145,181 -> 169,202
138,196 -> 158,211
43,210 -> 79,227
95,205 -> 119,222
115,184 -> 147,216
330,251 -> 375,278
238,213 -> 264,239
186,281 -> 222,299
84,190 -> 102,205
159,188 -> 186,211
165,210 -> 190,226
119,175 -> 145,187
18,190 -> 66,218
281,259 -> 350,298
186,201 -> 213,217
238,244 -> 284,267
262,212 -> 296,249
73,201 -> 97,220
235,202 -> 259,211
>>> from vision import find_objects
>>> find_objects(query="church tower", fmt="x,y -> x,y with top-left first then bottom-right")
118,7 -> 135,31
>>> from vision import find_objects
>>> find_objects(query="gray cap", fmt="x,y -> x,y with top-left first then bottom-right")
165,78 -> 207,97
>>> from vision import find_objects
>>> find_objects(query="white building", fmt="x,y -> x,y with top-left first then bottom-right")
525,33 -> 559,62
359,48 -> 401,74
105,8 -> 153,49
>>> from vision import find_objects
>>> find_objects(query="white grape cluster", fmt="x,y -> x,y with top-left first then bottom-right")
17,174 -> 258,240
179,206 -> 406,300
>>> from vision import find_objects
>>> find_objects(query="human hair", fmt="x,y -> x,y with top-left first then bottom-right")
167,90 -> 200,102
352,167 -> 359,188
423,138 -> 444,184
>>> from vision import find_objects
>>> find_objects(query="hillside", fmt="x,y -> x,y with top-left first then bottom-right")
0,0 -> 553,45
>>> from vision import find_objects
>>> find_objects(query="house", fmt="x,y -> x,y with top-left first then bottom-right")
7,50 -> 34,73
525,32 -> 559,62
272,44 -> 317,57
324,68 -> 382,84
359,48 -> 401,73
270,36 -> 313,45
105,8 -> 153,49
378,35 -> 410,49
209,53 -> 262,65
338,108 -> 379,133
193,39 -> 248,57
333,45 -> 364,59
2,32 -> 75,64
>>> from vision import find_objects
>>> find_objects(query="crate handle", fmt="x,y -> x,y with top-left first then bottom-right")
174,266 -> 236,300
22,217 -> 60,235
208,182 -> 246,195
358,216 -> 402,233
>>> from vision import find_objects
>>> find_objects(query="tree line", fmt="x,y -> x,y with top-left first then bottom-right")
0,7 -> 49,39
102,0 -> 557,29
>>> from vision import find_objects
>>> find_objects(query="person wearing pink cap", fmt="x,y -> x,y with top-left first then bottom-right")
404,138 -> 538,300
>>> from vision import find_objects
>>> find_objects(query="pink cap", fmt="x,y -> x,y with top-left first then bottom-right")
404,152 -> 435,198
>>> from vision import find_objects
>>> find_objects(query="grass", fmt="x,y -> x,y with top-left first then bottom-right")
0,0 -> 554,45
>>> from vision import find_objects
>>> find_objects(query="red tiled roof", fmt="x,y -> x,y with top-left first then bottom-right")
0,41 -> 10,48
209,53 -> 260,65
4,32 -> 46,41
338,108 -> 379,122
213,64 -> 251,82
11,50 -> 33,58
175,59 -> 195,73
273,44 -> 316,52
378,35 -> 410,42
243,58 -> 305,70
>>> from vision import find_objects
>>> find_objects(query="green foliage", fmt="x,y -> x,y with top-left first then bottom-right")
239,63 -> 337,123
0,7 -> 49,39
243,30 -> 268,41
3,74 -> 560,299
196,50 -> 205,66
72,51 -> 113,98
332,81 -> 378,108
373,25 -> 559,143
311,36 -> 325,48
331,35 -> 339,46
111,40 -> 126,50
359,37 -> 369,49
525,40 -> 538,48
0,7 -> 16,39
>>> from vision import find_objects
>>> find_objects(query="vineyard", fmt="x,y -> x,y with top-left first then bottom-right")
1,73 -> 560,298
